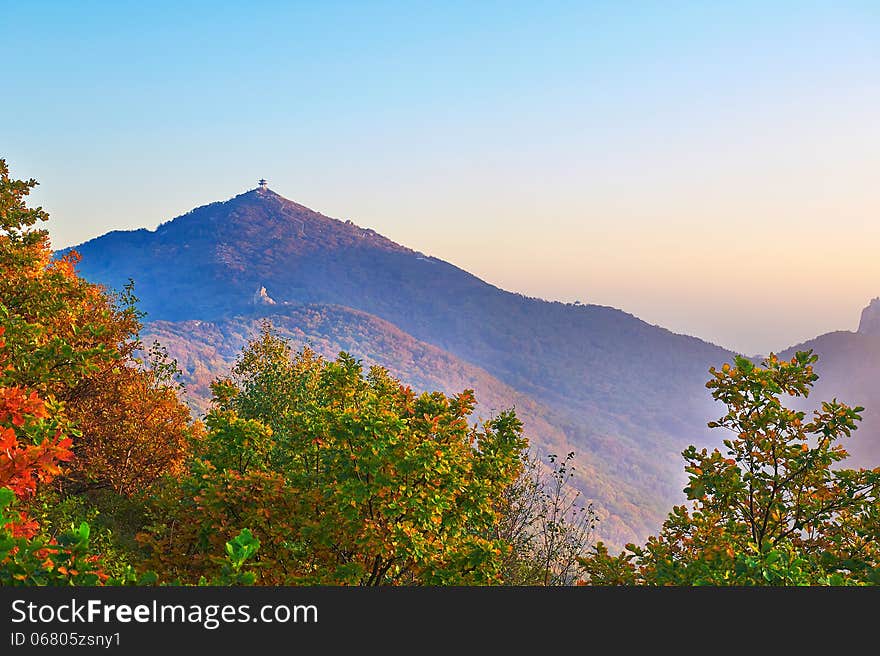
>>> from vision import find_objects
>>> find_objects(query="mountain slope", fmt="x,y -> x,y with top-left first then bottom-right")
66,185 -> 741,541
779,328 -> 880,468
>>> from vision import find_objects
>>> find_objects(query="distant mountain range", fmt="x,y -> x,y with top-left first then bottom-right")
62,186 -> 880,546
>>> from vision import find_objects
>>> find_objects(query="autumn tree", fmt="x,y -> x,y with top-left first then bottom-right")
142,326 -> 528,585
0,158 -> 203,584
62,342 -> 193,496
578,351 -> 880,585
0,158 -> 193,499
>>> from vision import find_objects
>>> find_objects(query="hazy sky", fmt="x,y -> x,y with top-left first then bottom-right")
3,1 -> 878,355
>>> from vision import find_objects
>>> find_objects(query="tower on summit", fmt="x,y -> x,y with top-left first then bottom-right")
257,178 -> 268,190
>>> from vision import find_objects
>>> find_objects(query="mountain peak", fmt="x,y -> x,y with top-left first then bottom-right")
153,185 -> 408,255
858,297 -> 880,336
230,185 -> 292,206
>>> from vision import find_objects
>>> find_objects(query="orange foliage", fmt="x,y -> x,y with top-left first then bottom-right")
0,328 -> 74,536
66,366 -> 193,496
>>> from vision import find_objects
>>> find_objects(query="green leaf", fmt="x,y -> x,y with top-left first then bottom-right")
0,487 -> 15,508
137,570 -> 159,586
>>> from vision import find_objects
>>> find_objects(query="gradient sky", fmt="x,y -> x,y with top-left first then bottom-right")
3,1 -> 878,355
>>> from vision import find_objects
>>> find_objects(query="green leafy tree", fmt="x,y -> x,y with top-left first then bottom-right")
142,326 -> 528,585
579,351 -> 880,585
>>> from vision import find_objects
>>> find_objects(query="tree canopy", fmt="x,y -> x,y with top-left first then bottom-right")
579,351 -> 880,585
142,326 -> 530,584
